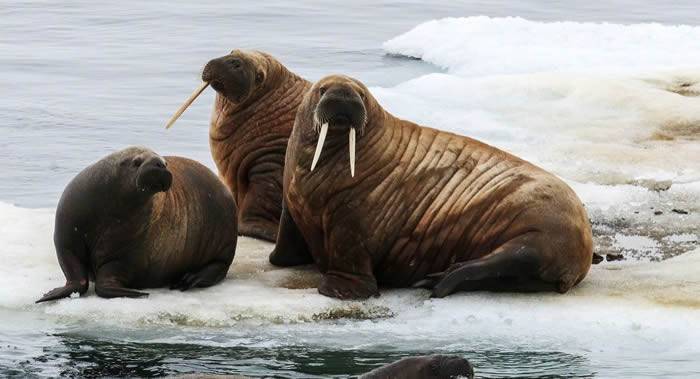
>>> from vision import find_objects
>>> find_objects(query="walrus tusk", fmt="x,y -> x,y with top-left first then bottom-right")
349,127 -> 356,177
310,123 -> 328,171
164,81 -> 209,129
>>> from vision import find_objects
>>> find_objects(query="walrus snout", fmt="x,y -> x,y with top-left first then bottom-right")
315,87 -> 366,129
310,84 -> 367,178
136,157 -> 172,193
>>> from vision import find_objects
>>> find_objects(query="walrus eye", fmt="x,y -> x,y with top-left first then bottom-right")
255,71 -> 264,85
230,59 -> 241,69
319,86 -> 327,96
132,158 -> 143,168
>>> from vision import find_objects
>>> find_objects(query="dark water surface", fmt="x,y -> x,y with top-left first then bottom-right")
2,0 -> 700,208
1,308 -> 599,378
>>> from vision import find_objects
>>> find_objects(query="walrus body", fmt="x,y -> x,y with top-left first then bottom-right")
203,50 -> 311,242
37,147 -> 238,302
270,75 -> 593,299
360,355 -> 474,379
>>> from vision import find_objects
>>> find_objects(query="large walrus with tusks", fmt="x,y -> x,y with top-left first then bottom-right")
165,50 -> 311,242
269,75 -> 593,299
36,147 -> 238,302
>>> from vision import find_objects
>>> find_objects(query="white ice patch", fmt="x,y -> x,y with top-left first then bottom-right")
612,234 -> 660,255
372,72 -> 700,187
1,202 -> 698,355
664,234 -> 699,244
384,16 -> 700,77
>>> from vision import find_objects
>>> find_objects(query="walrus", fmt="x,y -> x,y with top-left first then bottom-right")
168,355 -> 473,379
165,50 -> 312,242
269,74 -> 593,299
36,147 -> 238,302
359,355 -> 474,379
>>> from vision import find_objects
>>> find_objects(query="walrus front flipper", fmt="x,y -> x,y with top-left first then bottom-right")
36,281 -> 88,303
238,176 -> 283,243
95,286 -> 148,299
269,202 -> 312,267
36,246 -> 89,303
426,242 -> 557,298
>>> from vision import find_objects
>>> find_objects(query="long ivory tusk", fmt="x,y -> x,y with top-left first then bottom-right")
349,127 -> 356,177
310,123 -> 328,171
164,81 -> 209,129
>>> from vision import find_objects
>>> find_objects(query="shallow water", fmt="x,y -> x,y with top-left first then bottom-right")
1,1 -> 700,378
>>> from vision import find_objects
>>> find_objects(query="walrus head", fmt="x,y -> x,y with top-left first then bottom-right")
306,75 -> 372,177
427,355 -> 475,379
201,49 -> 268,105
114,147 -> 172,196
165,50 -> 273,129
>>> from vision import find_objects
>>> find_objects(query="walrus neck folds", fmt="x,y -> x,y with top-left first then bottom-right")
210,65 -> 309,141
209,67 -> 311,184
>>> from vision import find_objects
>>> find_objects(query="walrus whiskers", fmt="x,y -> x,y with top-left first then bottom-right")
164,81 -> 209,129
349,127 -> 356,177
310,122 -> 328,171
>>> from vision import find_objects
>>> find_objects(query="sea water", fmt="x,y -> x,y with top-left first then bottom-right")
1,1 -> 699,377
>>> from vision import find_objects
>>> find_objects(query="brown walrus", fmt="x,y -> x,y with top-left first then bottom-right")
359,355 -> 474,379
169,354 -> 473,379
165,50 -> 311,242
36,147 -> 238,302
269,75 -> 593,299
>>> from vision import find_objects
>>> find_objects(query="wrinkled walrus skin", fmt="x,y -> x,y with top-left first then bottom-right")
204,50 -> 311,242
37,147 -> 238,302
270,75 -> 593,299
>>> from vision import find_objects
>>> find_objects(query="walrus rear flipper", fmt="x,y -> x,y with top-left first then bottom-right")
94,264 -> 148,299
417,242 -> 557,298
171,260 -> 231,291
36,247 -> 89,303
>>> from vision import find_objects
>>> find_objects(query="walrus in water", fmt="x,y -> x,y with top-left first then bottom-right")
270,75 -> 593,299
36,147 -> 238,302
360,355 -> 474,379
170,355 -> 473,379
165,50 -> 311,242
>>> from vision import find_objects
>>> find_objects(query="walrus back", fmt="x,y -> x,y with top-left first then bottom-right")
138,157 -> 238,285
363,119 -> 592,287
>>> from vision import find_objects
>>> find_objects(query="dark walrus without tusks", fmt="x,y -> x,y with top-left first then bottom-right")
270,74 -> 593,299
37,147 -> 238,302
171,354 -> 474,379
359,355 -> 474,379
165,50 -> 312,242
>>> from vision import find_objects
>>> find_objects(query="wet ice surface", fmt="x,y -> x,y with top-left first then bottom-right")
2,2 -> 700,378
1,202 -> 699,377
1,206 -> 699,377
